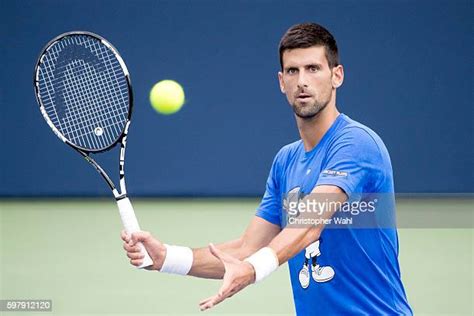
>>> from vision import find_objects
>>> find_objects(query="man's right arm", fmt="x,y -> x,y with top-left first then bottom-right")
122,215 -> 280,279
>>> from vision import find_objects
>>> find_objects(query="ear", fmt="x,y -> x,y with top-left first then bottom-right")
278,71 -> 286,94
332,65 -> 344,88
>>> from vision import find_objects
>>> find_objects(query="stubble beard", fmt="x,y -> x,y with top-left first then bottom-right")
292,96 -> 330,120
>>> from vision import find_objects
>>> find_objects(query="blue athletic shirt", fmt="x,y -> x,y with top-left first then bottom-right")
256,114 -> 412,315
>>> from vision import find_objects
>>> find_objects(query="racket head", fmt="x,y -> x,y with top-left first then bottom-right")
34,31 -> 133,153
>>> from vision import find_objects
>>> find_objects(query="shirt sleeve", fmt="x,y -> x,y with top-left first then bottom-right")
255,150 -> 283,227
316,127 -> 384,199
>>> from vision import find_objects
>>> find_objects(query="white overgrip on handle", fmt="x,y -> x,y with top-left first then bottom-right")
117,197 -> 153,269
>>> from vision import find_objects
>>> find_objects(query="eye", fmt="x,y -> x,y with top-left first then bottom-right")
309,65 -> 319,72
286,68 -> 297,75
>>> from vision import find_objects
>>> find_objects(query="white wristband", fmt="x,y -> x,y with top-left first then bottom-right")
159,244 -> 193,275
244,247 -> 279,283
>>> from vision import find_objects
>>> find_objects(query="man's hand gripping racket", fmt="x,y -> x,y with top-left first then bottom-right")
33,31 -> 152,268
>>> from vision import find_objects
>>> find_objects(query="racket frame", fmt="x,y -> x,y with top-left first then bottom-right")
33,31 -> 133,199
33,31 -> 153,268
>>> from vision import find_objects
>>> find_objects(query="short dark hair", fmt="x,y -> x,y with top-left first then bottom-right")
279,23 -> 339,69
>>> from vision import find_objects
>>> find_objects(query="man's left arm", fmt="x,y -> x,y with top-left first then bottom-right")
199,184 -> 346,311
267,184 -> 346,263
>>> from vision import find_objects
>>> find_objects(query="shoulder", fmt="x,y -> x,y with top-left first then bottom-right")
274,139 -> 302,163
267,140 -> 302,177
330,115 -> 388,158
321,115 -> 394,193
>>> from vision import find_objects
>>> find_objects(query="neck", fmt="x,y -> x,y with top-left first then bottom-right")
296,104 -> 340,152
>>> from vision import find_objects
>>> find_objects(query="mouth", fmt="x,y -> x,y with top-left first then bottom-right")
296,94 -> 312,101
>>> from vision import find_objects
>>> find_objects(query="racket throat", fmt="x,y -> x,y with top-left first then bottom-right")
114,192 -> 129,201
78,150 -> 125,197
114,176 -> 129,200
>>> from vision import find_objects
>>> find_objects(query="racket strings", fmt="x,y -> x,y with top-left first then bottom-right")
61,60 -> 125,147
37,34 -> 130,151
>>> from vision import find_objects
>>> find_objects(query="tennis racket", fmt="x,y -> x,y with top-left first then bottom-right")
33,31 -> 153,269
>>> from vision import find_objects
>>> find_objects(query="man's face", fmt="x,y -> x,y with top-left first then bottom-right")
278,46 -> 343,119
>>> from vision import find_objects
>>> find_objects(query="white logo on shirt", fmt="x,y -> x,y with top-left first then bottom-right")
322,169 -> 348,177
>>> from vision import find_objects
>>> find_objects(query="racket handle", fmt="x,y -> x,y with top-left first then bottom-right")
117,197 -> 154,269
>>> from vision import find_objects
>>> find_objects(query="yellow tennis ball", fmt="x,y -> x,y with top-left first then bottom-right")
149,80 -> 185,115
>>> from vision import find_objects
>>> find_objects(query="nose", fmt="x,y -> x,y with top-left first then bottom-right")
297,71 -> 308,89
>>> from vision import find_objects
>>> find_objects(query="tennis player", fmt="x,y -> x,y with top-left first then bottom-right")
122,23 -> 412,315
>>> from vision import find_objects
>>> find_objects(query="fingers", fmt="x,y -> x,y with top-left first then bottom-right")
126,250 -> 144,260
199,292 -> 230,311
122,230 -> 151,246
121,230 -> 130,242
131,231 -> 151,245
198,271 -> 245,311
123,240 -> 141,251
199,295 -> 215,307
130,257 -> 144,267
124,243 -> 145,266
217,277 -> 234,298
122,231 -> 150,251
208,243 -> 239,264
122,230 -> 145,266
199,294 -> 220,311
199,248 -> 253,311
199,277 -> 235,311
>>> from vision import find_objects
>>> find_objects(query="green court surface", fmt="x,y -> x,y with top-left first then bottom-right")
0,198 -> 472,315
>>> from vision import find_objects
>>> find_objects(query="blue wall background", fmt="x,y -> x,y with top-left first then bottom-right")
1,0 -> 472,196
